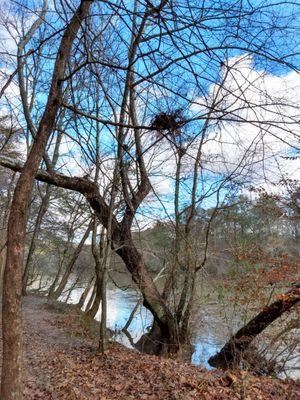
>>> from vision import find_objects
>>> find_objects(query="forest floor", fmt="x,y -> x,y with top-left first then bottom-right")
0,295 -> 299,399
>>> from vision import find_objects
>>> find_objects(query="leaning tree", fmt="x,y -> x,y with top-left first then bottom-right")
0,1 -> 300,398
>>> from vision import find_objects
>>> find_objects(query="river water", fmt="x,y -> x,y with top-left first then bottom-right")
60,284 -> 300,378
62,286 -> 237,369
29,273 -> 299,378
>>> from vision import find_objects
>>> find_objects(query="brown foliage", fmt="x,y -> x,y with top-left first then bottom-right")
1,295 -> 299,399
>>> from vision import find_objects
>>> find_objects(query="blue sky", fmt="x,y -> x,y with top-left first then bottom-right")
1,0 -> 300,225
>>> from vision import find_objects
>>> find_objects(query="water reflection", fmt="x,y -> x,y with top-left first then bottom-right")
31,278 -> 298,378
63,286 -> 222,369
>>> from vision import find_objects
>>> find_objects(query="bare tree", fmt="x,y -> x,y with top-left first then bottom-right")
0,2 -> 93,398
0,2 -> 299,392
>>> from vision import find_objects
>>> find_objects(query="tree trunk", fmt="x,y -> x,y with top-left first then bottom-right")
99,239 -> 111,352
85,282 -> 97,313
0,172 -> 16,284
22,128 -> 63,295
76,275 -> 94,309
209,284 -> 300,369
116,234 -> 178,347
85,261 -> 102,319
0,158 -> 180,357
22,185 -> 51,295
65,270 -> 83,303
51,219 -> 93,299
122,299 -> 141,332
85,221 -> 103,319
48,225 -> 75,297
48,256 -> 65,297
1,3 -> 92,398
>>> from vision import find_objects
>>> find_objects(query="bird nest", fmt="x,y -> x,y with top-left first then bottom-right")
151,109 -> 186,137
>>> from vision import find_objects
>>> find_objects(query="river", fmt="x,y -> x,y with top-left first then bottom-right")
62,285 -> 239,370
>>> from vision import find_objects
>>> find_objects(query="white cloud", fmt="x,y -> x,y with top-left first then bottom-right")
190,54 -> 300,189
136,54 -> 300,220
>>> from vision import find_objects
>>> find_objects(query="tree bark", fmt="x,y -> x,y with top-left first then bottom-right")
48,216 -> 77,297
0,2 -> 92,398
22,185 -> 51,295
76,275 -> 94,309
85,222 -> 103,319
51,219 -> 93,299
122,299 -> 141,332
85,282 -> 97,313
23,128 -> 63,295
0,157 -> 180,351
116,233 -> 176,340
85,259 -> 102,319
0,172 -> 16,283
208,284 -> 300,369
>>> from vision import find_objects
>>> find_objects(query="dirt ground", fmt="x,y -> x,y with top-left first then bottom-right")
0,295 -> 299,399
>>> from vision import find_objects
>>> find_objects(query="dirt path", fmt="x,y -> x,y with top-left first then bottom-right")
0,295 -> 299,399
23,295 -> 89,349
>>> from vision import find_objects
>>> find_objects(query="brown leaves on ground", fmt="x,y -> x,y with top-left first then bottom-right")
0,295 -> 299,399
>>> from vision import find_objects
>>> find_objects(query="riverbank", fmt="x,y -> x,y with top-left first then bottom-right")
0,295 -> 299,399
